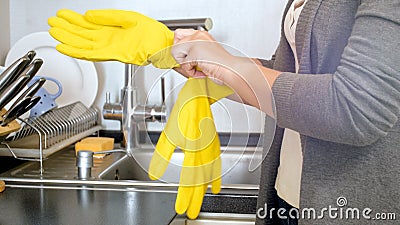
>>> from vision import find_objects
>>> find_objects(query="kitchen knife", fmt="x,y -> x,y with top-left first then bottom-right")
0,58 -> 44,110
1,97 -> 31,126
1,96 -> 41,126
25,96 -> 41,111
0,51 -> 36,95
24,50 -> 36,61
0,75 -> 31,110
19,58 -> 43,79
7,78 -> 46,112
0,57 -> 31,95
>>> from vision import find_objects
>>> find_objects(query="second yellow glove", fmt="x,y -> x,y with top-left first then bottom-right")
148,77 -> 233,219
48,9 -> 177,68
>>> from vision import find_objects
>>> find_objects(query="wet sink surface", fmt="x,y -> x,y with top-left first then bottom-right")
98,146 -> 262,186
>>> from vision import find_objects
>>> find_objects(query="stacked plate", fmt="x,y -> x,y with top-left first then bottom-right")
5,31 -> 99,109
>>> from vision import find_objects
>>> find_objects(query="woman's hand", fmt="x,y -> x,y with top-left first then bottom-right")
172,29 -> 239,84
171,29 -> 279,117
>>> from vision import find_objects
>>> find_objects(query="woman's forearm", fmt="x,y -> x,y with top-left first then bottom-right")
221,57 -> 280,118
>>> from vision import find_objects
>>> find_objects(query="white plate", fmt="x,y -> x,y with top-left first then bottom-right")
5,31 -> 98,108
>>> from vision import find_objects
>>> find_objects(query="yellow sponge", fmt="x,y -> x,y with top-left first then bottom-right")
0,180 -> 5,193
75,137 -> 114,158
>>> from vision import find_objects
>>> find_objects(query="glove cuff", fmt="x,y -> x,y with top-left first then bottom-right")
149,30 -> 179,69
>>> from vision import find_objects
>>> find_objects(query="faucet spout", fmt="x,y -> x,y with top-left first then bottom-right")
121,64 -> 166,156
121,64 -> 139,155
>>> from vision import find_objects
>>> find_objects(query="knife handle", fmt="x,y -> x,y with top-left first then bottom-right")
7,78 -> 46,111
0,59 -> 44,110
0,57 -> 31,95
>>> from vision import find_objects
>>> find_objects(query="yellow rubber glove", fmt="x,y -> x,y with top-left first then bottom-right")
148,77 -> 233,219
48,9 -> 177,68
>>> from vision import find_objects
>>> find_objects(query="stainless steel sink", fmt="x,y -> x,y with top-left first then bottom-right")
0,144 -> 262,194
98,145 -> 262,186
0,144 -> 260,221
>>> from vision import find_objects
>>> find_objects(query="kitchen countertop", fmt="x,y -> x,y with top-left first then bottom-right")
0,185 -> 178,225
0,184 -> 257,225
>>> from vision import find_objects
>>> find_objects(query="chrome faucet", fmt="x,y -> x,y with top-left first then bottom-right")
103,64 -> 165,157
102,18 -> 213,156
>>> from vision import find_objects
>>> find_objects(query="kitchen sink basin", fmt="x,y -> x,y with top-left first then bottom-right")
0,145 -> 260,219
0,144 -> 262,192
98,145 -> 262,186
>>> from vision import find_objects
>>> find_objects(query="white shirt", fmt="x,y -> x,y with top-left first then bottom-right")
274,0 -> 307,209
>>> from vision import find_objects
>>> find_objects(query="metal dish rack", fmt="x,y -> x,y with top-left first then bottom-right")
0,101 -> 102,174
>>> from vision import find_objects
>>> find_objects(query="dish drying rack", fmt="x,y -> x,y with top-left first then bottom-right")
0,101 -> 101,174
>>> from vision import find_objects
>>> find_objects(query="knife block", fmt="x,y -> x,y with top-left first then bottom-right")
0,108 -> 21,137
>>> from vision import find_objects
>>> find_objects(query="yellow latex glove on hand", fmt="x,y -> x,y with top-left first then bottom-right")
148,77 -> 233,219
48,9 -> 177,68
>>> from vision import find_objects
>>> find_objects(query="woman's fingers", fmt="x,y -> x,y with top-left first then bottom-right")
48,17 -> 94,40
172,30 -> 216,64
49,27 -> 93,49
174,28 -> 197,43
171,41 -> 191,65
172,30 -> 234,84
56,9 -> 101,30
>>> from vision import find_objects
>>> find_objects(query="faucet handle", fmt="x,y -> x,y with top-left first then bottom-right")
103,91 -> 122,121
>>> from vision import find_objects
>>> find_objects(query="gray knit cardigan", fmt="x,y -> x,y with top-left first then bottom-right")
256,0 -> 400,224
